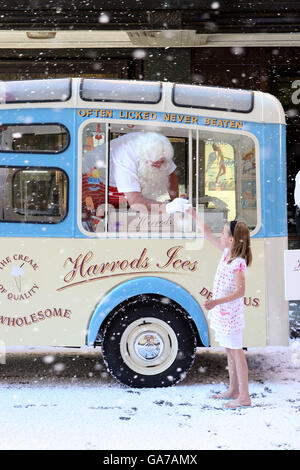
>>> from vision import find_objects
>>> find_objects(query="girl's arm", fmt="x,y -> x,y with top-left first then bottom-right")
204,270 -> 245,310
189,207 -> 223,250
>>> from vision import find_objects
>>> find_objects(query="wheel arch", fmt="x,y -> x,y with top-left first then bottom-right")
86,276 -> 209,347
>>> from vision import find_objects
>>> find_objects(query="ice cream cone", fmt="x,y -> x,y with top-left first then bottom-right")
11,264 -> 24,293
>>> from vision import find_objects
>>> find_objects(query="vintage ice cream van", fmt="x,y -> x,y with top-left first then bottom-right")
0,78 -> 289,387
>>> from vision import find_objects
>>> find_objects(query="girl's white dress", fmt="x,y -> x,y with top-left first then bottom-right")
209,248 -> 246,349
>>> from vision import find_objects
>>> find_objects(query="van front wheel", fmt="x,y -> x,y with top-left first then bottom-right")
101,296 -> 197,388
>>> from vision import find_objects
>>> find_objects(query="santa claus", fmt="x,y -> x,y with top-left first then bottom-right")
82,131 -> 190,223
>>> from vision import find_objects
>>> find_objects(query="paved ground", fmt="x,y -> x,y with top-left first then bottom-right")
0,342 -> 299,451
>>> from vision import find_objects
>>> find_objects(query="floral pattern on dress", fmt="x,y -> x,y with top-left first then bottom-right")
208,248 -> 246,335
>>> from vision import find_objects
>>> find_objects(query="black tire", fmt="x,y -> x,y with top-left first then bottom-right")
101,295 -> 197,388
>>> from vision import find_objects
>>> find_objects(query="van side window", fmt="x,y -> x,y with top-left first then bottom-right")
0,124 -> 69,153
0,167 -> 68,223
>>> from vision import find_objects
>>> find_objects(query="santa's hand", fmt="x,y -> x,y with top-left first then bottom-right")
166,197 -> 191,214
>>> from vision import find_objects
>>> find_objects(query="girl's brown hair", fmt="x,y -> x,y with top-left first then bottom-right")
228,220 -> 252,267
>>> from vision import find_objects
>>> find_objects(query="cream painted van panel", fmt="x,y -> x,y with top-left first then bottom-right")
0,237 -> 273,348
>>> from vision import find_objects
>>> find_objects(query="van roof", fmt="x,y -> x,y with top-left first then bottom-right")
0,77 -> 286,125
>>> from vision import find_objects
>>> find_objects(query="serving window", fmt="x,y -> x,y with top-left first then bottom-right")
80,123 -> 190,235
79,122 -> 258,236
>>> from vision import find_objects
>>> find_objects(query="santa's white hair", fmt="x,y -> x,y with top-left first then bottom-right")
133,132 -> 174,200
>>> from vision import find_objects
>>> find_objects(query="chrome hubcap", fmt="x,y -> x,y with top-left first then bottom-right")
134,331 -> 164,360
120,317 -> 178,376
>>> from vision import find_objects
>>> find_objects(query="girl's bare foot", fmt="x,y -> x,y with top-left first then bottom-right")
211,390 -> 239,400
223,398 -> 251,408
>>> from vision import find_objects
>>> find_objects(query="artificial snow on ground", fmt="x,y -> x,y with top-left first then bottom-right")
0,340 -> 299,451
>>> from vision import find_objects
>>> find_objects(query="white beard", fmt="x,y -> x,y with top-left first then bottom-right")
137,160 -> 170,200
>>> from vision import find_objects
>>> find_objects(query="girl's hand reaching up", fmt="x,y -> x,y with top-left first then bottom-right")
204,299 -> 218,310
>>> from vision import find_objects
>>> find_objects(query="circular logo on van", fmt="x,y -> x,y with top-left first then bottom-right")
0,254 -> 39,301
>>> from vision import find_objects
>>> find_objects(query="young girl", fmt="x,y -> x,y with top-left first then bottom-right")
192,210 -> 252,408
